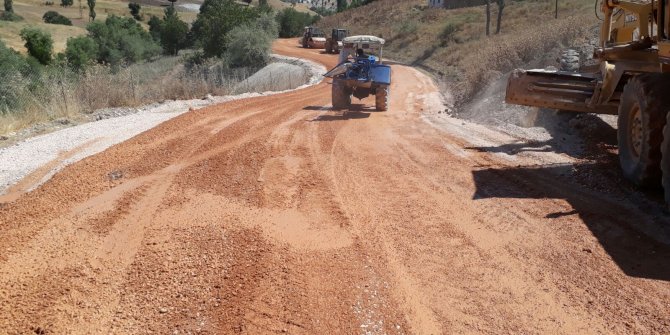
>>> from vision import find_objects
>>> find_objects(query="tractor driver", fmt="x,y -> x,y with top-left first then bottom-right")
356,48 -> 367,58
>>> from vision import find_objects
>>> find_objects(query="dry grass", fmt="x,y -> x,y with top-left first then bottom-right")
0,56 -> 261,136
250,0 -> 316,14
318,0 -> 596,105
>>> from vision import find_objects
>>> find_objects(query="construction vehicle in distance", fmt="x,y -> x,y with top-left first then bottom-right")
325,35 -> 391,111
301,26 -> 326,49
505,0 -> 670,205
325,28 -> 349,53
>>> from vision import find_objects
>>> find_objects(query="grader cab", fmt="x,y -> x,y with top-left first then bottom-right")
325,28 -> 349,54
505,0 -> 670,205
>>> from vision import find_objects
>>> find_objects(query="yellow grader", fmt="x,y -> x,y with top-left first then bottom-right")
506,0 -> 670,205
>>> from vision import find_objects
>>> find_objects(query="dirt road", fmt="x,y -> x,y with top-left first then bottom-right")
1,39 -> 670,334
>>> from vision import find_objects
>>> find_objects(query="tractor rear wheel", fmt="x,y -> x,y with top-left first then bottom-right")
618,74 -> 670,188
375,86 -> 389,111
332,79 -> 351,110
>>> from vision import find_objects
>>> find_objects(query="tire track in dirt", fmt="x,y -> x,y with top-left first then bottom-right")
1,38 -> 670,335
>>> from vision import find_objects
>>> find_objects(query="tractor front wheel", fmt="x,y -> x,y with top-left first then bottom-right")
375,86 -> 389,111
332,79 -> 351,110
618,74 -> 670,188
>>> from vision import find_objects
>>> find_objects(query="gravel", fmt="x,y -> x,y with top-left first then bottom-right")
0,54 -> 326,195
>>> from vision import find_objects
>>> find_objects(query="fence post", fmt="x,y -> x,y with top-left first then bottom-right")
59,77 -> 69,115
129,70 -> 137,104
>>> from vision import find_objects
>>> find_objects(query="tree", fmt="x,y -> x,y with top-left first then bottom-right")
19,27 -> 53,65
87,0 -> 95,21
336,0 -> 346,12
276,7 -> 316,38
60,0 -> 73,7
255,11 -> 278,38
148,15 -> 162,41
4,0 -> 12,12
495,0 -> 505,34
64,35 -> 97,70
160,8 -> 188,55
128,2 -> 141,20
190,0 -> 260,57
86,15 -> 160,66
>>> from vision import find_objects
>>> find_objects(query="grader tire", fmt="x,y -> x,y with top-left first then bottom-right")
662,112 -> 670,205
375,86 -> 389,111
618,74 -> 670,188
332,79 -> 351,110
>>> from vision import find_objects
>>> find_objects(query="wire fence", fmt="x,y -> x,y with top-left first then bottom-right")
0,58 -> 261,123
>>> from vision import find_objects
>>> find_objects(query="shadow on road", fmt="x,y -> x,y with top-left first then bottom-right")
467,112 -> 618,161
305,104 -> 382,122
471,162 -> 670,281
310,111 -> 371,121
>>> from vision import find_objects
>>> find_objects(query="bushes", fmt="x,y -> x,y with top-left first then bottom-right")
1,0 -> 23,21
226,25 -> 271,67
255,11 -> 278,38
0,40 -> 33,113
65,36 -> 98,71
276,7 -> 317,38
224,12 -> 278,67
0,11 -> 22,21
43,10 -> 72,25
191,0 -> 260,57
60,0 -> 72,7
20,27 -> 53,65
85,15 -> 160,67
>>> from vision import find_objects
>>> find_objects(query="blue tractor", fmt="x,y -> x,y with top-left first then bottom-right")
324,35 -> 391,111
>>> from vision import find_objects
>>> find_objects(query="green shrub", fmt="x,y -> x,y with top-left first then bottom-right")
276,7 -> 317,38
43,10 -> 72,25
65,36 -> 98,71
60,0 -> 72,7
0,40 -> 33,113
255,11 -> 278,38
20,27 -> 53,65
0,11 -> 22,21
191,0 -> 260,57
226,24 -> 271,68
86,15 -> 160,67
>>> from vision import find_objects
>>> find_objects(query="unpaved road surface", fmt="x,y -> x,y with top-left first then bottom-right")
1,39 -> 670,334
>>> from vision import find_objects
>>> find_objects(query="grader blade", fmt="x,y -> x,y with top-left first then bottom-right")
505,69 -> 618,115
